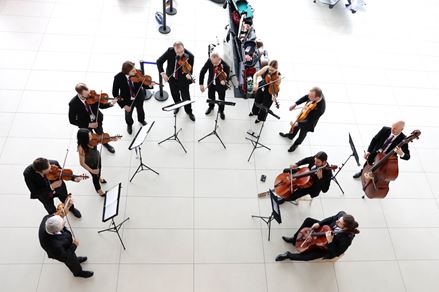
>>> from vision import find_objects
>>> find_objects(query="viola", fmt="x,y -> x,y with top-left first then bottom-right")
46,165 -> 89,181
130,69 -> 160,87
89,133 -> 122,147
361,129 -> 421,198
295,225 -> 343,253
86,90 -> 118,105
289,101 -> 318,133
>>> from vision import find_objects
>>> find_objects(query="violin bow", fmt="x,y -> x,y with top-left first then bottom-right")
58,149 -> 69,181
94,90 -> 103,122
62,196 -> 76,240
258,76 -> 285,90
129,73 -> 149,109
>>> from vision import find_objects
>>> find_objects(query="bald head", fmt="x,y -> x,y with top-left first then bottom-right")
391,121 -> 405,136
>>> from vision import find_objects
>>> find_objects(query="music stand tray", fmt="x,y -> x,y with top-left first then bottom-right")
252,190 -> 282,241
198,99 -> 236,149
158,100 -> 195,153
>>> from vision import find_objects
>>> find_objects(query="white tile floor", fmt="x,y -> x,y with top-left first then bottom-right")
0,0 -> 438,291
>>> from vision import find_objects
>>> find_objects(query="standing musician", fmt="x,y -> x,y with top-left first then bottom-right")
157,41 -> 196,121
275,211 -> 359,261
69,83 -> 117,153
39,201 -> 93,278
249,60 -> 281,123
279,87 -> 326,152
23,158 -> 82,218
112,61 -> 148,135
353,121 -> 410,178
277,151 -> 333,204
199,52 -> 230,120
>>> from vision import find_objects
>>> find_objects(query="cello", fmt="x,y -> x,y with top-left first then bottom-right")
361,129 -> 421,198
295,225 -> 343,253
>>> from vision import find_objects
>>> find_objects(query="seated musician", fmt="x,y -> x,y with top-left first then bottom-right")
276,211 -> 359,261
353,121 -> 410,178
278,151 -> 332,204
23,158 -> 81,218
279,87 -> 326,152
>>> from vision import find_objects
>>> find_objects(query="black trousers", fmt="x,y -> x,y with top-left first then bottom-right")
60,253 -> 82,276
37,183 -> 75,214
207,84 -> 227,112
169,79 -> 192,114
251,88 -> 272,121
125,98 -> 145,126
284,217 -> 327,261
290,125 -> 310,146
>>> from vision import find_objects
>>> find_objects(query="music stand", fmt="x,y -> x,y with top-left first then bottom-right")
198,99 -> 236,149
98,183 -> 129,250
129,121 -> 159,182
252,189 -> 282,241
246,103 -> 280,162
332,133 -> 361,194
158,100 -> 195,153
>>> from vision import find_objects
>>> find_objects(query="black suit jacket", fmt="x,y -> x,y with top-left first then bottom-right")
112,72 -> 146,108
295,95 -> 326,132
39,214 -> 76,262
295,156 -> 332,197
318,211 -> 356,259
367,126 -> 410,162
199,59 -> 230,86
68,95 -> 111,128
157,47 -> 194,83
23,160 -> 68,200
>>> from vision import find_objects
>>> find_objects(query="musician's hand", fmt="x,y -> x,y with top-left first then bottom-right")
200,85 -> 205,93
325,231 -> 334,243
111,99 -> 118,105
272,96 -> 277,103
316,168 -> 323,179
185,74 -> 192,80
311,223 -> 320,230
290,121 -> 298,128
364,151 -> 370,160
161,73 -> 169,82
253,84 -> 258,92
90,169 -> 100,175
74,177 -> 82,183
88,122 -> 98,129
290,164 -> 298,169
50,180 -> 63,189
394,146 -> 404,156
289,103 -> 297,111
123,105 -> 132,113
220,80 -> 226,86
73,239 -> 80,246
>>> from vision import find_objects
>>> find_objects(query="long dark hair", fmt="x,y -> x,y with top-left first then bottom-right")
342,214 -> 360,234
77,128 -> 91,153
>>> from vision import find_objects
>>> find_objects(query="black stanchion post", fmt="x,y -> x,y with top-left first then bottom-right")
154,73 -> 169,101
166,0 -> 177,15
159,0 -> 171,34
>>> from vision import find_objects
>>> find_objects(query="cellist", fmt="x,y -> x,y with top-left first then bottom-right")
278,151 -> 333,204
353,121 -> 410,179
279,87 -> 326,152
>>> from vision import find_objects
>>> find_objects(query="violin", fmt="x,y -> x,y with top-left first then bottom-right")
46,165 -> 89,181
258,164 -> 338,199
214,64 -> 229,84
289,101 -> 318,133
86,90 -> 118,105
361,130 -> 421,198
295,225 -> 343,253
175,54 -> 195,83
130,69 -> 160,87
263,71 -> 281,108
89,133 -> 122,147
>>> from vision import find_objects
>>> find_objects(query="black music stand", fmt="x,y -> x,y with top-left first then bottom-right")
158,100 -> 195,153
246,103 -> 280,162
98,183 -> 129,250
129,122 -> 159,182
198,99 -> 236,149
252,190 -> 282,241
332,133 -> 361,194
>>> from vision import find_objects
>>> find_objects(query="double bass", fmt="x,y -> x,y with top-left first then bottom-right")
361,129 -> 421,198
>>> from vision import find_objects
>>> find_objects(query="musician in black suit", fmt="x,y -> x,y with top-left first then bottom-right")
279,87 -> 326,152
353,121 -> 410,178
39,213 -> 93,278
157,41 -> 196,121
112,61 -> 148,135
68,83 -> 116,153
199,52 -> 231,120
23,158 -> 81,218
278,151 -> 333,204
276,211 -> 359,261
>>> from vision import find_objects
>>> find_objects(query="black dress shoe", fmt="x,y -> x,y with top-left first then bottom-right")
255,119 -> 260,124
70,208 -> 82,218
220,112 -> 225,120
77,256 -> 87,263
249,112 -> 254,117
275,252 -> 290,262
75,271 -> 94,278
288,144 -> 298,152
188,113 -> 196,121
351,9 -> 357,13
279,132 -> 293,140
205,107 -> 213,115
127,125 -> 133,135
139,121 -> 147,126
282,236 -> 295,244
103,143 -> 115,153
353,171 -> 362,179
174,108 -> 180,114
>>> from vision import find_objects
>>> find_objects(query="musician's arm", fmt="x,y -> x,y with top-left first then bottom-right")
324,235 -> 352,259
399,143 -> 410,160
368,127 -> 386,153
295,156 -> 313,167
199,59 -> 209,85
295,95 -> 309,105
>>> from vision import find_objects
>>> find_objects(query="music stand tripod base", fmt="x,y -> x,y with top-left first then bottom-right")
98,217 -> 130,250
130,147 -> 159,182
251,214 -> 275,241
246,121 -> 271,162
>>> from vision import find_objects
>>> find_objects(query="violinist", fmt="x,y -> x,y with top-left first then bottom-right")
199,52 -> 231,119
353,121 -> 410,179
23,158 -> 82,217
69,83 -> 116,153
278,151 -> 332,204
279,87 -> 326,152
112,61 -> 148,135
249,60 -> 281,123
275,211 -> 359,261
157,41 -> 196,121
